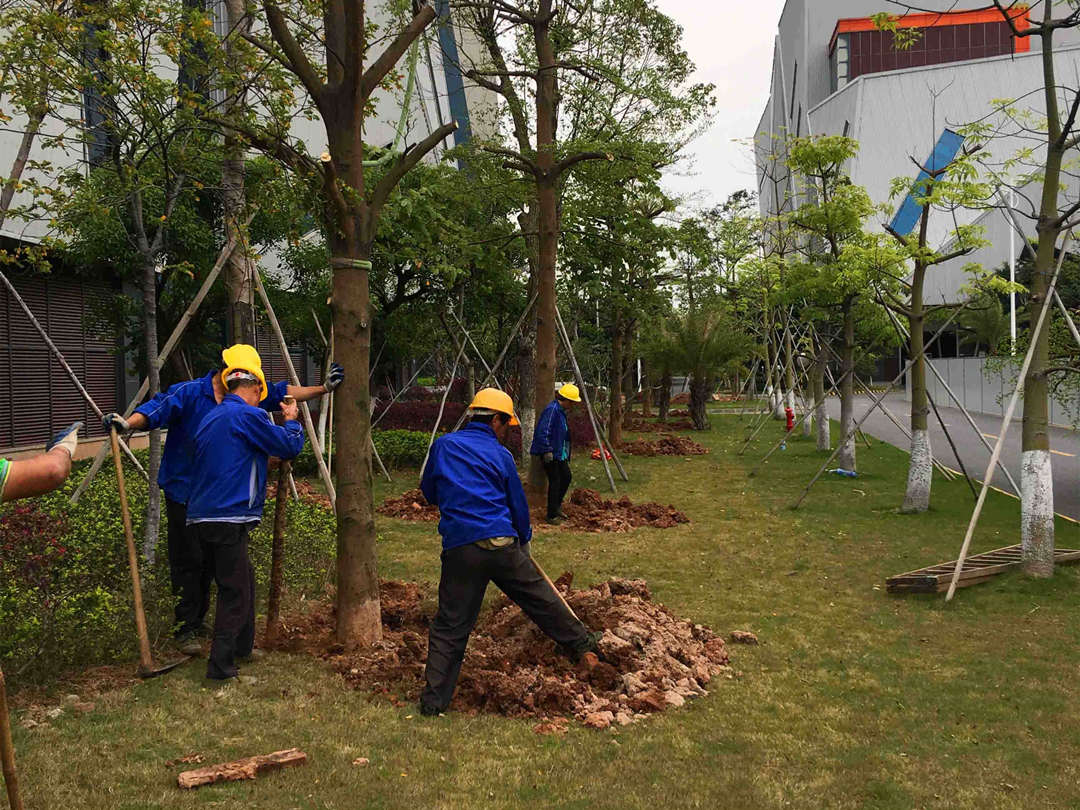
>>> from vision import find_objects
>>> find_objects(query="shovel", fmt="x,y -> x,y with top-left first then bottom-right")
110,428 -> 188,679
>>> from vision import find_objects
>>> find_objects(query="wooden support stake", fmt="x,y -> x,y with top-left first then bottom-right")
0,667 -> 23,810
945,236 -> 1072,601
265,461 -> 290,644
250,268 -> 336,508
177,748 -> 307,790
420,340 -> 466,477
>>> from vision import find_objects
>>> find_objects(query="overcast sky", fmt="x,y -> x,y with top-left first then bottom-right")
656,0 -> 788,214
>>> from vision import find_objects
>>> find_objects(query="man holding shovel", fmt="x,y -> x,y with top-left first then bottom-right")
418,388 -> 601,716
102,346 -> 343,655
184,345 -> 305,682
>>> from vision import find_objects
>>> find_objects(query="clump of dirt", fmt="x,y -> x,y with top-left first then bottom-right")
267,576 -> 731,729
620,435 -> 709,457
553,488 -> 690,532
627,417 -> 696,433
380,487 -> 689,533
266,479 -> 333,509
377,489 -> 440,522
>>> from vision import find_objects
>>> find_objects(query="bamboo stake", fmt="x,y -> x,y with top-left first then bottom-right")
372,356 -> 434,428
0,667 -> 23,810
928,388 -> 978,499
945,236 -> 1072,601
250,268 -> 336,508
449,308 -> 497,385
420,341 -> 467,477
554,304 -> 618,492
792,303 -> 969,509
0,269 -> 146,479
71,231 -> 244,503
738,348 -> 814,455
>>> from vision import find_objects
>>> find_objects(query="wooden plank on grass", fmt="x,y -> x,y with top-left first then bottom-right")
177,748 -> 307,789
886,545 -> 1080,594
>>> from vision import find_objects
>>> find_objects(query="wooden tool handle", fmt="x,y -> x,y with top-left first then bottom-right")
111,429 -> 154,672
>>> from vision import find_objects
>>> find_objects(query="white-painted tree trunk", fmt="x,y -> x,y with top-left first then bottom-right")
1021,449 -> 1055,577
772,387 -> 785,419
816,401 -> 829,450
900,429 -> 932,513
802,395 -> 813,438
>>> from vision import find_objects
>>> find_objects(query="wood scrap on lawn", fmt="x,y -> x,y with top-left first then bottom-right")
177,748 -> 307,789
886,545 -> 1080,594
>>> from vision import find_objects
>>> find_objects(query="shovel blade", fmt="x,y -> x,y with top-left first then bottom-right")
137,656 -> 190,679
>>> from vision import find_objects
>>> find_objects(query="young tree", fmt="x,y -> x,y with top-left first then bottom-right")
882,148 -> 988,513
213,0 -> 455,645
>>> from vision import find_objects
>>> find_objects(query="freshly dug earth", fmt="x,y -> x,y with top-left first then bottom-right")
378,488 -> 690,533
555,489 -> 690,532
620,435 -> 709,457
266,479 -> 332,509
377,489 -> 440,522
267,577 -> 732,729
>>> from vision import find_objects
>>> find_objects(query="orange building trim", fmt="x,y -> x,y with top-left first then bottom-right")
831,7 -> 1031,53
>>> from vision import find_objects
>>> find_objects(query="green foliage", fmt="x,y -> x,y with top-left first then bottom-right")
372,430 -> 432,469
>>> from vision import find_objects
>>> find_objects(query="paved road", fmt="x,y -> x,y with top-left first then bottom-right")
822,394 -> 1080,521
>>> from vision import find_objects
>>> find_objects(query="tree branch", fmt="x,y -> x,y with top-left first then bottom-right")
263,0 -> 325,103
368,120 -> 458,221
360,4 -> 436,101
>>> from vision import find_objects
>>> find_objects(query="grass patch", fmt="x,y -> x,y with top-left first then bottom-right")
6,414 -> 1080,808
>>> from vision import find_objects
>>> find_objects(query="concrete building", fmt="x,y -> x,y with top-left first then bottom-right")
0,5 -> 486,455
755,1 -> 1080,420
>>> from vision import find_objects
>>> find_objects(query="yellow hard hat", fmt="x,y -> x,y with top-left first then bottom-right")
557,383 -> 582,403
468,387 -> 520,426
221,344 -> 268,401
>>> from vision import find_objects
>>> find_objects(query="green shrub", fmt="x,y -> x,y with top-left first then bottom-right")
373,429 -> 430,469
0,452 -> 337,688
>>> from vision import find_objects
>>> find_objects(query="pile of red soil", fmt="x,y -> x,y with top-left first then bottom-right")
377,489 -> 440,522
670,393 -> 690,405
555,488 -> 690,532
627,417 -> 696,433
267,576 -> 732,730
619,435 -> 709,457
266,479 -> 333,510
378,488 -> 689,533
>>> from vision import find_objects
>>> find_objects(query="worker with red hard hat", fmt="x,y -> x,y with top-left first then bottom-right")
418,387 -> 601,716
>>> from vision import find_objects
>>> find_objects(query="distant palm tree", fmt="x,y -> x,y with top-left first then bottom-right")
960,294 -> 1009,356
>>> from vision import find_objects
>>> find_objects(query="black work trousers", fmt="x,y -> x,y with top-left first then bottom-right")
421,539 -> 591,713
543,459 -> 572,519
165,498 -> 213,637
192,522 -> 257,680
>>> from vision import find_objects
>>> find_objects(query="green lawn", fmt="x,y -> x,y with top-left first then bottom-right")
7,412 -> 1080,809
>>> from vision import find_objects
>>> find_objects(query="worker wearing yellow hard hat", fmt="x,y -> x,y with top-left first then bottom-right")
417,386 -> 601,716
530,382 -> 581,524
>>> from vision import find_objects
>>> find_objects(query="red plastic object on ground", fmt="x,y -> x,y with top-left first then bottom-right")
591,447 -> 613,461
785,407 -> 795,432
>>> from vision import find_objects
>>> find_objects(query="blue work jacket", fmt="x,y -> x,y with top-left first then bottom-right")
420,423 -> 533,550
186,394 -> 305,524
530,399 -> 571,461
134,370 -> 289,504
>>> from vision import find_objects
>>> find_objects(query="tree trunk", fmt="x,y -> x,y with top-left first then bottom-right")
141,253 -> 162,563
658,371 -> 671,422
688,374 -> 709,430
517,210 -> 539,467
1021,17 -> 1062,577
902,266 -> 932,513
837,299 -> 856,471
331,234 -> 381,647
621,323 -> 635,429
530,9 -> 559,489
0,84 -> 46,232
642,382 -> 652,417
783,321 -> 796,418
813,343 -> 829,451
265,461 -> 289,644
608,311 -> 624,447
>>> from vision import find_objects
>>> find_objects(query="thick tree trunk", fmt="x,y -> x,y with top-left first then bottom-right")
658,371 -> 671,422
517,210 -> 539,467
783,324 -> 796,418
621,323 -> 635,429
688,374 -> 709,430
331,234 -> 381,647
902,267 -> 931,513
265,460 -> 289,644
813,346 -> 829,451
642,382 -> 652,417
608,312 -> 624,447
837,300 -> 856,471
141,253 -> 162,563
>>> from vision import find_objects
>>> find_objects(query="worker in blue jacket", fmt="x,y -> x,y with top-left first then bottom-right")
418,388 -> 600,716
102,345 -> 343,655
530,383 -> 582,524
185,345 -> 306,681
